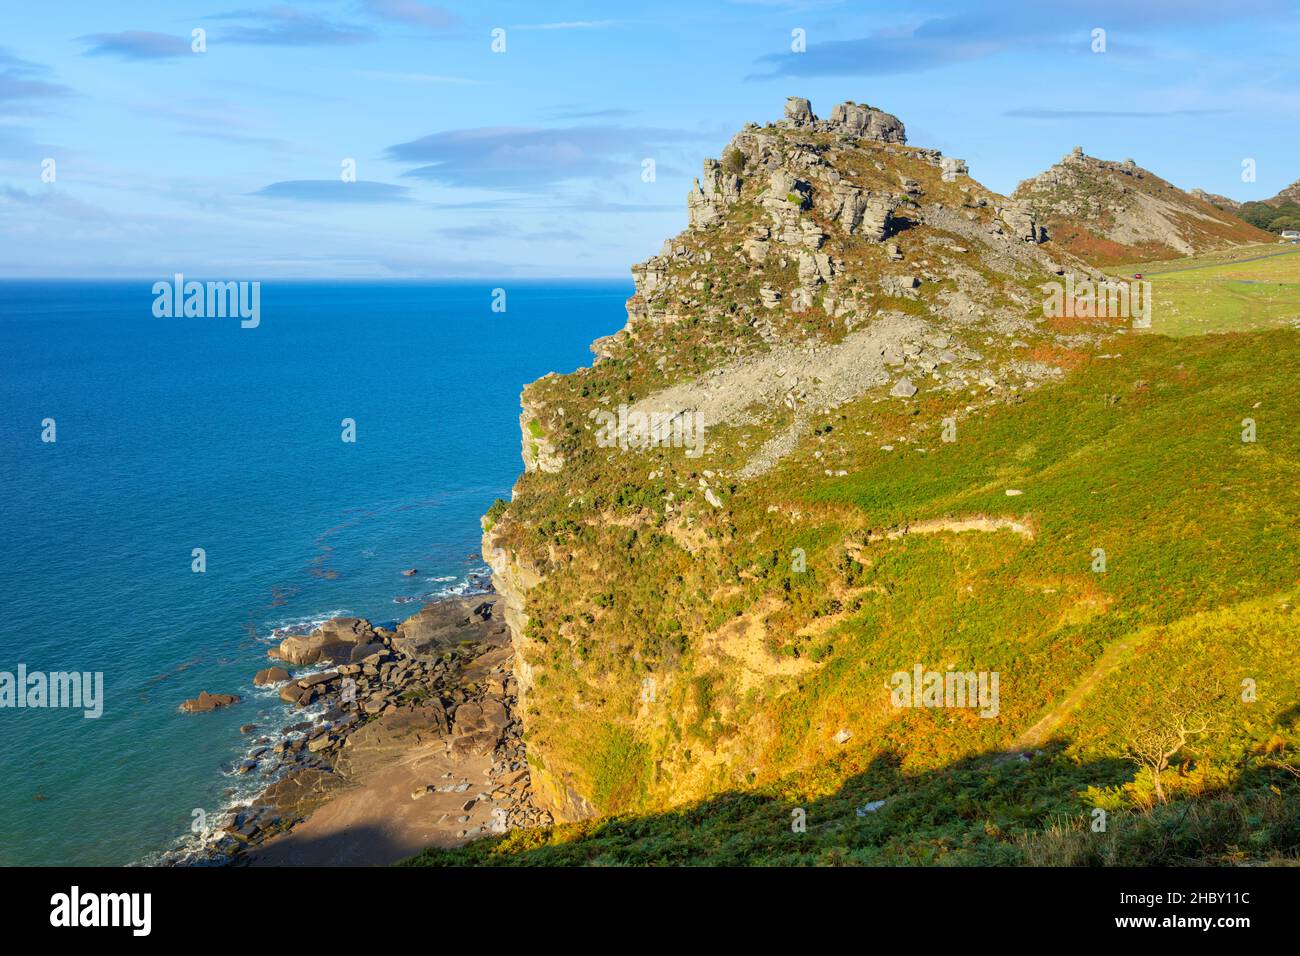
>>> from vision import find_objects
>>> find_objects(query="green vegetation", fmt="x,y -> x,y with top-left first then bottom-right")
416,326 -> 1300,866
1108,245 -> 1300,336
430,120 -> 1299,868
483,497 -> 509,532
1240,199 -> 1300,234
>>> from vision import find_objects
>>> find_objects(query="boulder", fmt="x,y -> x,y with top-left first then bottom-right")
392,597 -> 498,659
297,671 -> 338,689
279,683 -> 310,705
449,698 -> 509,757
783,96 -> 815,125
180,691 -> 241,714
349,641 -> 386,662
271,617 -> 376,665
998,200 -> 1043,243
827,102 -> 907,143
253,667 -> 291,686
890,378 -> 919,398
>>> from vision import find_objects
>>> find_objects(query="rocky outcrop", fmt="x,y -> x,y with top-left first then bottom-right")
781,96 -> 906,143
783,95 -> 814,124
480,96 -> 1118,825
270,616 -> 378,666
1014,148 -> 1271,264
827,101 -> 906,142
519,395 -> 564,474
392,596 -> 504,659
1262,178 -> 1300,208
1191,188 -> 1242,211
687,158 -> 742,229
997,199 -> 1044,243
822,184 -> 895,240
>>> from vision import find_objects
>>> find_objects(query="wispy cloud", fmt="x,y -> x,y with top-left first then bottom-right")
435,219 -> 585,243
748,0 -> 1295,79
0,47 -> 72,107
79,31 -> 193,60
360,0 -> 461,31
131,96 -> 295,150
354,69 -> 476,85
1005,107 -> 1232,119
547,106 -> 639,121
385,124 -> 709,190
253,179 -> 413,202
211,7 -> 373,47
1,185 -> 116,222
511,21 -> 618,31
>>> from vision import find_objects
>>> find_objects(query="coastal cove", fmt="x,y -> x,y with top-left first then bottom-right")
0,279 -> 629,865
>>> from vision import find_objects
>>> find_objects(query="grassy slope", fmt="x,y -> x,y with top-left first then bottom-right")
407,326 -> 1300,866
1105,245 -> 1300,337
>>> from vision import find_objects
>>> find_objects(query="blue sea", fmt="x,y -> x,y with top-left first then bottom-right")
0,279 -> 628,865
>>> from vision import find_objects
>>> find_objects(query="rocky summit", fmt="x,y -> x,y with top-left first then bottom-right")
1013,147 -> 1272,264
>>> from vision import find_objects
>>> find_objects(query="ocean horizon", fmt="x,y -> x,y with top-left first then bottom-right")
0,278 -> 630,865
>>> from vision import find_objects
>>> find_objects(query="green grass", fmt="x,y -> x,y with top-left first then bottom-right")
438,327 -> 1300,866
1106,244 -> 1300,336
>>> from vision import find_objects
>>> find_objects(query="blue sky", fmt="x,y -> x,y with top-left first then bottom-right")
2,0 -> 1298,278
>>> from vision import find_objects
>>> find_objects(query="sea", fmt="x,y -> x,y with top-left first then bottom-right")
0,279 -> 629,865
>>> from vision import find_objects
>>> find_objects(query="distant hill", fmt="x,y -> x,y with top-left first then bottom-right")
1236,179 -> 1300,235
1013,148 -> 1273,265
1264,178 -> 1300,208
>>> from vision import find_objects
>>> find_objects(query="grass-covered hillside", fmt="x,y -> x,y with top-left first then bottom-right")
414,323 -> 1300,866
419,103 -> 1300,867
1108,244 -> 1300,337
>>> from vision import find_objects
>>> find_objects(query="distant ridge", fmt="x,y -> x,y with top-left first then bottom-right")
1013,148 -> 1272,265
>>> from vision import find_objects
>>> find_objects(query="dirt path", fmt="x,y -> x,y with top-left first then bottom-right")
1141,245 -> 1300,276
1007,633 -> 1141,754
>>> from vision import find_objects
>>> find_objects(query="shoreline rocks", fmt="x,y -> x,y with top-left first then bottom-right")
253,667 -> 290,686
180,691 -> 241,714
270,616 -> 379,666
171,592 -> 551,866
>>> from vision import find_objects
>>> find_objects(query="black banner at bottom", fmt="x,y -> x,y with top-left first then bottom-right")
0,865 -> 1281,942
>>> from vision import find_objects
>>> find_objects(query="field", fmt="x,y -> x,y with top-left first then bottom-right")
1107,243 -> 1300,337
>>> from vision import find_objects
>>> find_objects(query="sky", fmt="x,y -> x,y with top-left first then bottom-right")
2,0 -> 1299,278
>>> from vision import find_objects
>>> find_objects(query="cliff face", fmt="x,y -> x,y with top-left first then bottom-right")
1013,149 -> 1272,265
481,521 -> 595,819
480,97 -> 1129,822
